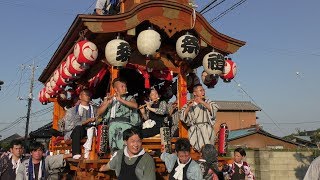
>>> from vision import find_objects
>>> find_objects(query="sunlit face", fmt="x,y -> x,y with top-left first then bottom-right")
114,81 -> 127,95
10,145 -> 23,159
234,152 -> 244,163
79,91 -> 91,104
177,151 -> 191,164
31,148 -> 43,161
125,134 -> 142,157
149,89 -> 159,101
193,86 -> 205,98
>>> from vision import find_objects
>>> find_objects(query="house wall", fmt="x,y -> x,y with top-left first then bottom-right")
228,133 -> 298,149
215,111 -> 257,133
244,149 -> 314,180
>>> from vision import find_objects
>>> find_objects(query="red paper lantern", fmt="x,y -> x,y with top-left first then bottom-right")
50,77 -> 62,93
201,71 -> 219,88
74,40 -> 98,65
39,88 -> 50,104
220,57 -> 237,82
52,69 -> 60,82
60,62 -> 73,81
66,54 -> 85,76
45,82 -> 55,96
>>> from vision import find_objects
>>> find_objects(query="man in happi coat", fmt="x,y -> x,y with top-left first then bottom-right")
180,84 -> 219,151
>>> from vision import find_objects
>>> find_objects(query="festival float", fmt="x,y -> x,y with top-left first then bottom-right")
38,0 -> 245,179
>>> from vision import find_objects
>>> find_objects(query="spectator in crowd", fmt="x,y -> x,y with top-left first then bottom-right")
226,148 -> 255,180
99,127 -> 156,180
197,144 -> 224,180
304,155 -> 320,180
16,141 -> 72,180
160,138 -> 202,180
0,139 -> 24,180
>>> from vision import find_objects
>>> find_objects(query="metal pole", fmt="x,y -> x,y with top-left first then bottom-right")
24,61 -> 35,139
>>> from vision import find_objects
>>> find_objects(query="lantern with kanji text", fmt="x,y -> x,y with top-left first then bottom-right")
176,33 -> 199,61
202,51 -> 225,75
105,38 -> 131,67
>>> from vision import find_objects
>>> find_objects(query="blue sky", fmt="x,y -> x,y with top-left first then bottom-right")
0,0 -> 319,139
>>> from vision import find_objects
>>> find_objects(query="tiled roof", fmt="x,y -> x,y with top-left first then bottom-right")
215,101 -> 261,111
228,127 -> 257,140
227,127 -> 300,146
294,136 -> 312,142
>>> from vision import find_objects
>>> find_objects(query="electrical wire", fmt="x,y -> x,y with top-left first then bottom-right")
232,79 -> 288,136
209,0 -> 248,23
199,0 -> 218,14
201,0 -> 227,15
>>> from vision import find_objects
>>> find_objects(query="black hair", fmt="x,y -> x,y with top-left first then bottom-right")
192,84 -> 203,92
123,127 -> 142,141
29,141 -> 44,152
9,139 -> 23,149
234,147 -> 246,157
175,138 -> 191,152
201,144 -> 218,165
112,77 -> 127,87
80,89 -> 92,96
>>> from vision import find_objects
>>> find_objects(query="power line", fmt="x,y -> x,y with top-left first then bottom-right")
209,0 -> 248,23
233,79 -> 288,136
201,0 -> 227,15
199,0 -> 218,14
261,121 -> 320,125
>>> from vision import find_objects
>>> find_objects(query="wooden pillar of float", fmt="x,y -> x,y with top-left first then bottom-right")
178,65 -> 188,138
50,98 -> 65,152
110,66 -> 119,94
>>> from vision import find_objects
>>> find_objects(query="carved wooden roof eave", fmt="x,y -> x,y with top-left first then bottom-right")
39,0 -> 245,83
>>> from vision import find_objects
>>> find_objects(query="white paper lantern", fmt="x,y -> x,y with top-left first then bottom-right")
137,29 -> 161,57
105,38 -> 131,67
176,34 -> 199,61
203,51 -> 225,75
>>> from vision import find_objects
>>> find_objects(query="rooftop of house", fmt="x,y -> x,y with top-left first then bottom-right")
215,101 -> 261,111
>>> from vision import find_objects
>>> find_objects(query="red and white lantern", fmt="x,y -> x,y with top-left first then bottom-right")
38,88 -> 50,104
66,54 -> 85,77
74,40 -> 98,66
45,81 -> 55,96
50,77 -> 62,93
60,62 -> 73,81
220,57 -> 237,82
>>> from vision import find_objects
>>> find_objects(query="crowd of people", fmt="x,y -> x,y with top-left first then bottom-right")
0,76 -> 257,179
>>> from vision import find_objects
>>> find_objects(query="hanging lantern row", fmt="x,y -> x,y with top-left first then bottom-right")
39,40 -> 98,104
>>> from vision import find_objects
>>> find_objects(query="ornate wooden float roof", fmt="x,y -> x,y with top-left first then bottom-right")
39,0 -> 245,83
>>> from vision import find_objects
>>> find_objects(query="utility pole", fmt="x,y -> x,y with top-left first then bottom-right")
24,61 -> 36,139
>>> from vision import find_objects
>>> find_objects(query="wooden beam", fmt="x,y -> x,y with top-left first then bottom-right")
177,65 -> 188,138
